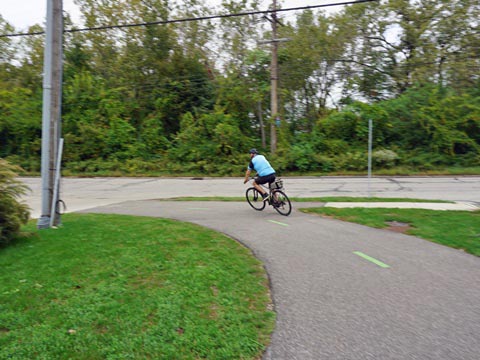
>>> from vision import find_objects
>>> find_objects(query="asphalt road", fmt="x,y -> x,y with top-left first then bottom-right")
19,176 -> 480,218
18,176 -> 480,359
85,200 -> 480,360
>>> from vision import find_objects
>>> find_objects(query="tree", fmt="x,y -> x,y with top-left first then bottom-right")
0,87 -> 42,169
2,0 -> 479,175
208,0 -> 271,151
169,109 -> 253,174
335,0 -> 480,99
280,10 -> 345,131
0,15 -> 18,85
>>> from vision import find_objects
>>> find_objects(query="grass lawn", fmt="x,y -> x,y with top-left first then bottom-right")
0,214 -> 275,359
300,207 -> 480,256
163,196 -> 452,203
292,197 -> 452,203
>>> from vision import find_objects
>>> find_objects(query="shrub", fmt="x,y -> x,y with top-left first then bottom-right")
373,149 -> 399,168
291,143 -> 317,172
313,154 -> 336,172
0,159 -> 30,246
320,139 -> 350,155
336,151 -> 368,171
405,152 -> 451,169
4,155 -> 41,174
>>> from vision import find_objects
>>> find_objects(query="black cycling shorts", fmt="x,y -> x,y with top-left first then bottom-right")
255,173 -> 276,185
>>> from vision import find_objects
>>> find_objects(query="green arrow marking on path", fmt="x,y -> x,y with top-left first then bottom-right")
268,220 -> 289,227
353,251 -> 390,268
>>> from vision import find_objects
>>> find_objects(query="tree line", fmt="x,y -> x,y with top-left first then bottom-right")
1,0 -> 479,176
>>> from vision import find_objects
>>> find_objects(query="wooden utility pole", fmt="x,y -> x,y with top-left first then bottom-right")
38,0 -> 63,229
258,1 -> 289,154
270,0 -> 279,154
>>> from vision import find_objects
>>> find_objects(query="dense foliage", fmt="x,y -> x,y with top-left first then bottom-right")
0,159 -> 30,245
1,0 -> 479,175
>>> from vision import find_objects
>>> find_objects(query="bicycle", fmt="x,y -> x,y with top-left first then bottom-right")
245,177 -> 292,216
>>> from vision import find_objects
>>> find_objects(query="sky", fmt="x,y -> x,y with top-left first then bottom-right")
1,0 -> 343,31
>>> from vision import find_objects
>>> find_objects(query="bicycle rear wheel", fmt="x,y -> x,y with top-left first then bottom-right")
272,190 -> 292,216
246,187 -> 266,211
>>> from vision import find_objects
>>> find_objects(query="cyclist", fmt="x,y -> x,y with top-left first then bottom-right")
243,148 -> 276,201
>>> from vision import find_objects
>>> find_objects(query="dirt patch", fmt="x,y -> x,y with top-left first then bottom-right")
385,221 -> 411,234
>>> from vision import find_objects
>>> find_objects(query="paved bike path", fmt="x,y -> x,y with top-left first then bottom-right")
84,200 -> 480,360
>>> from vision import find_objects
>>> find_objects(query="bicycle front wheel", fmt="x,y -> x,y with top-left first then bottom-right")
246,187 -> 266,211
272,190 -> 292,216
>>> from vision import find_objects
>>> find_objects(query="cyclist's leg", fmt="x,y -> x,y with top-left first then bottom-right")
256,174 -> 276,199
256,174 -> 275,186
267,175 -> 277,199
252,179 -> 267,196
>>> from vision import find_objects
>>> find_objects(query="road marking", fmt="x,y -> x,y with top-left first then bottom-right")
353,251 -> 390,268
268,220 -> 289,227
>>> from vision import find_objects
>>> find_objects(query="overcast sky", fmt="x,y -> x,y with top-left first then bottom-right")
1,0 -> 343,31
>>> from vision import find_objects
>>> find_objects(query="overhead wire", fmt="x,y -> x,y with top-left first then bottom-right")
0,0 -> 379,38
1,0 -> 476,105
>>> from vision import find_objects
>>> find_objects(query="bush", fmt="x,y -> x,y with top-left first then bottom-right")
373,149 -> 399,168
4,155 -> 41,174
291,143 -> 317,172
313,154 -> 336,172
404,152 -> 451,169
0,159 -> 30,246
336,151 -> 368,171
320,139 -> 350,156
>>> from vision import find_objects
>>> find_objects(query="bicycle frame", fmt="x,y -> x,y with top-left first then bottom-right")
259,183 -> 278,206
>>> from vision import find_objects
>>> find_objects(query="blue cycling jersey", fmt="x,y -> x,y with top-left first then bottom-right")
248,155 -> 275,177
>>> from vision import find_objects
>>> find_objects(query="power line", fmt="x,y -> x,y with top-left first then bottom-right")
0,0 -> 379,38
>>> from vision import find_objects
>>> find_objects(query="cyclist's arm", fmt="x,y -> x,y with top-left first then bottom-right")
244,169 -> 251,184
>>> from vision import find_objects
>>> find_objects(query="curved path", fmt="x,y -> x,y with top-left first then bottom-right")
85,200 -> 480,360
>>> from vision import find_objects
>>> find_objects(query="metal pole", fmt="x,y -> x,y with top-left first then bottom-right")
367,119 -> 373,197
50,138 -> 64,227
38,0 -> 54,229
38,0 -> 63,229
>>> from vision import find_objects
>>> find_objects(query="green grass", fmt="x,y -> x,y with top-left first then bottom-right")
281,166 -> 480,177
0,214 -> 275,359
300,207 -> 480,256
163,196 -> 246,202
291,196 -> 452,203
162,196 -> 451,203
22,165 -> 480,177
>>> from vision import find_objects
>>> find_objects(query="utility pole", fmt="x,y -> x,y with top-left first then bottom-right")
38,0 -> 63,229
258,2 -> 289,154
260,1 -> 289,154
270,0 -> 279,154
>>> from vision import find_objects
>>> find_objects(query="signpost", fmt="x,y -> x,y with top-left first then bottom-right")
367,119 -> 373,197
